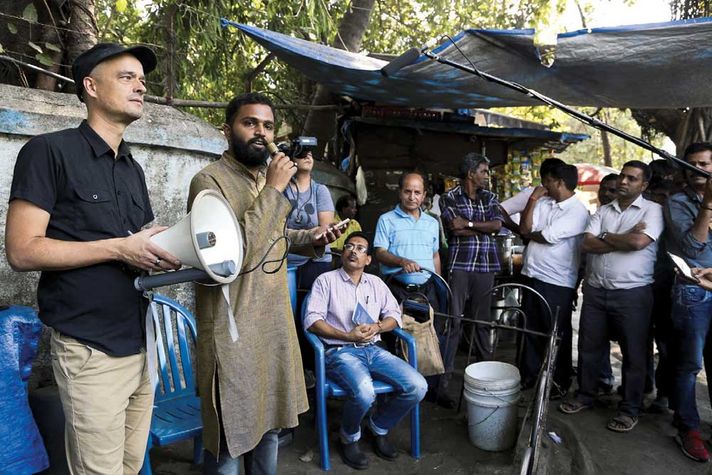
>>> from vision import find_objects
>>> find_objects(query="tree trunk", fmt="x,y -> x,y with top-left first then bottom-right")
600,130 -> 612,167
600,109 -> 612,167
63,0 -> 97,96
632,108 -> 712,156
301,0 -> 376,160
34,3 -> 65,91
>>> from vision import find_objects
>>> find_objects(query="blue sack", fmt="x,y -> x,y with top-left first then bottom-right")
0,305 -> 49,475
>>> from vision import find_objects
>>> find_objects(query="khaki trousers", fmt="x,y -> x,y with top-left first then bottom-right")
51,330 -> 154,475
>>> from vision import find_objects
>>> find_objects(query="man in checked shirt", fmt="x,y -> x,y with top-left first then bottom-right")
440,153 -> 504,376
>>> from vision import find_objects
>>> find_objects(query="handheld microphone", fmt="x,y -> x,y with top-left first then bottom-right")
380,47 -> 421,77
267,142 -> 279,156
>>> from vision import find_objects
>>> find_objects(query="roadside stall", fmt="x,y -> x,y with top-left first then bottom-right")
218,17 -> 712,475
339,107 -> 588,235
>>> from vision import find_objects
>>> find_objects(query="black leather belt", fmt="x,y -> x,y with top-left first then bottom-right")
392,278 -> 431,293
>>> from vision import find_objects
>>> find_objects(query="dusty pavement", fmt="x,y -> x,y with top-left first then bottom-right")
533,302 -> 712,475
149,299 -> 712,474
150,367 -> 519,475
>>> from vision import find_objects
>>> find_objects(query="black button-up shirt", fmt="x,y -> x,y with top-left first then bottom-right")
10,120 -> 154,356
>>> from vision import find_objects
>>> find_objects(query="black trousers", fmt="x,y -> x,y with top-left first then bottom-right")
448,270 -> 496,368
577,284 -> 652,417
519,277 -> 575,390
647,275 -> 674,399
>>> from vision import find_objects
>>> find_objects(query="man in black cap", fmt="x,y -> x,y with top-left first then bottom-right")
5,43 -> 179,474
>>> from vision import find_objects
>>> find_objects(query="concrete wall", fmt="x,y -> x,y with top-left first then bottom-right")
1,84 -> 356,387
0,83 -> 227,312
0,84 -> 228,388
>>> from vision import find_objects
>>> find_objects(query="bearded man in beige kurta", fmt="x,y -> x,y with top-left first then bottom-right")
188,93 -> 340,474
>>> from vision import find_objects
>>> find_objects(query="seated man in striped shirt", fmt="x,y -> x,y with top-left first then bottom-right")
304,232 -> 427,470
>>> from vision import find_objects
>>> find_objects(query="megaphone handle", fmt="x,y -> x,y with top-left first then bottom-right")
134,268 -> 211,291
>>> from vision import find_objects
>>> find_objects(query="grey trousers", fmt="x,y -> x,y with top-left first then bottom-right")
443,270 -> 496,381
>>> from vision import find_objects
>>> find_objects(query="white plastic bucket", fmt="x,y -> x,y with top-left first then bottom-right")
463,361 -> 521,451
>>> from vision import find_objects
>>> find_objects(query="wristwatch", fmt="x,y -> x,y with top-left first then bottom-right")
598,231 -> 608,241
467,221 -> 474,228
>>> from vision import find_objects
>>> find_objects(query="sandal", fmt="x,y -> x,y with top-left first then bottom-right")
607,414 -> 638,432
559,399 -> 592,414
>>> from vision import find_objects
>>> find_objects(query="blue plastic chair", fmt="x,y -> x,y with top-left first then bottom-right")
140,294 -> 202,475
301,295 -> 421,471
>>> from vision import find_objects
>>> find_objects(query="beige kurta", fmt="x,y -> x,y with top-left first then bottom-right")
188,151 -> 314,457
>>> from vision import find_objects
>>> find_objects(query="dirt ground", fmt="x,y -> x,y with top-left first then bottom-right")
150,358 -> 521,475
149,297 -> 712,474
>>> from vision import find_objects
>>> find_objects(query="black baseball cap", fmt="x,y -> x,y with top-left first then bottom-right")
72,43 -> 157,102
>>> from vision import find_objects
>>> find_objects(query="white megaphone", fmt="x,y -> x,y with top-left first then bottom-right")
134,189 -> 244,291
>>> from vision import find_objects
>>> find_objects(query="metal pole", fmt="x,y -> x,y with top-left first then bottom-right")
421,50 -> 709,178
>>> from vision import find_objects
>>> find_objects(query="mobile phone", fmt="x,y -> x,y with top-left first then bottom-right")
316,218 -> 350,239
668,252 -> 699,283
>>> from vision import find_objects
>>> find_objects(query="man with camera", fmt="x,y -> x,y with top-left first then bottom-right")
189,93 -> 340,474
283,137 -> 335,290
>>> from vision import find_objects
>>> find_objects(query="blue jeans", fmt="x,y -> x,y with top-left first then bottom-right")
671,283 -> 712,431
325,344 -> 427,443
202,428 -> 279,475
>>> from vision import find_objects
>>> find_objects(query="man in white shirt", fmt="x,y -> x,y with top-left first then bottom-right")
560,160 -> 663,434
500,158 -> 564,231
518,163 -> 590,398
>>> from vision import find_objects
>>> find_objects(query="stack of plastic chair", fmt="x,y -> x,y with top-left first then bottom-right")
140,295 -> 202,475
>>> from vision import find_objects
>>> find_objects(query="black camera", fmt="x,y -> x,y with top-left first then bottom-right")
277,136 -> 318,160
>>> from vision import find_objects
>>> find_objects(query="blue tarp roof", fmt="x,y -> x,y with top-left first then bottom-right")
225,18 -> 712,109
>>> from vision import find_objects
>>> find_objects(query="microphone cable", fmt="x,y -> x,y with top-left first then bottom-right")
238,148 -> 298,276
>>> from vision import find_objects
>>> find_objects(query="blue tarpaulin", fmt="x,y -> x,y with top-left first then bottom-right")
0,306 -> 49,475
225,18 -> 712,109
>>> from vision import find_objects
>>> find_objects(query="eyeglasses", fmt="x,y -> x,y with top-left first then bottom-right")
344,243 -> 368,254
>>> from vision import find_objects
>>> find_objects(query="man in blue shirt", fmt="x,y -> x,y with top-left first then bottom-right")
374,172 -> 452,406
374,172 -> 441,289
664,142 -> 712,463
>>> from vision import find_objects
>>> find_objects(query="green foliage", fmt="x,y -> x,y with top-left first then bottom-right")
494,104 -> 667,168
549,108 -> 664,168
360,0 -> 554,55
35,53 -> 54,66
95,0 -> 559,126
22,4 -> 38,23
671,0 -> 711,19
96,0 -> 348,125
27,41 -> 43,53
